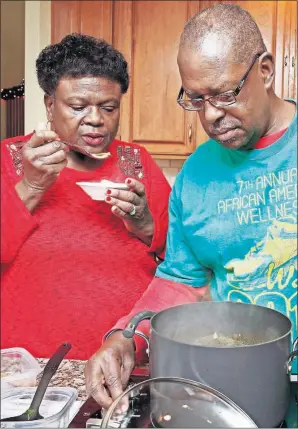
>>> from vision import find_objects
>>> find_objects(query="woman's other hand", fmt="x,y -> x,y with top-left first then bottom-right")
105,178 -> 154,246
15,129 -> 69,212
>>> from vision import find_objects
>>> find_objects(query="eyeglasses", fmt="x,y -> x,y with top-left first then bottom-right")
177,53 -> 262,111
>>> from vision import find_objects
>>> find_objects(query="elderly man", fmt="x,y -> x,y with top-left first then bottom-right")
85,3 -> 297,408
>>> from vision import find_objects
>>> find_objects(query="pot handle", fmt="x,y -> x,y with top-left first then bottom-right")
122,310 -> 156,339
286,337 -> 298,375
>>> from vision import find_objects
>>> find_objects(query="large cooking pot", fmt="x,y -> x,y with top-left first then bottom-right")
122,302 -> 298,428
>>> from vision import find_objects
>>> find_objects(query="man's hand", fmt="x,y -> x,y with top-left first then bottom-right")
15,129 -> 69,212
105,178 -> 154,246
85,331 -> 135,409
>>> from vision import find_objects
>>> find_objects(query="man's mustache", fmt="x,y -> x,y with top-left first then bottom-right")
210,122 -> 241,135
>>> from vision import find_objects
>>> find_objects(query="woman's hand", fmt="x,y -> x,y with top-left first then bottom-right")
15,129 -> 69,212
105,178 -> 154,246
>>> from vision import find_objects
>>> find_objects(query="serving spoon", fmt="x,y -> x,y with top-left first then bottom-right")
61,140 -> 111,160
0,343 -> 71,422
36,122 -> 110,161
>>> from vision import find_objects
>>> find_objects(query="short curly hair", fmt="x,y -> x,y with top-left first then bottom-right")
36,33 -> 129,95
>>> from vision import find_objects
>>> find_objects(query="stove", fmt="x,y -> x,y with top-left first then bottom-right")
69,366 -> 150,428
69,368 -> 298,428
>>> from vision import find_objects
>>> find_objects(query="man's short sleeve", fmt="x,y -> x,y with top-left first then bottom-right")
156,170 -> 212,287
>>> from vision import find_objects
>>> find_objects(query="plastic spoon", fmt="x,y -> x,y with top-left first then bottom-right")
0,343 -> 71,422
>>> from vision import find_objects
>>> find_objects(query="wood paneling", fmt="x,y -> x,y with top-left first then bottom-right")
288,1 -> 297,99
275,1 -> 288,99
80,1 -> 113,42
112,1 -> 133,142
51,1 -> 80,43
132,1 -> 189,151
275,1 -> 297,99
51,1 -> 113,44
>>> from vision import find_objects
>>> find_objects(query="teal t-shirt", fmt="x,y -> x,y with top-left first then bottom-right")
157,103 -> 297,373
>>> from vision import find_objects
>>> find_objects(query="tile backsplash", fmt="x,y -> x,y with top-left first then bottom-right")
155,159 -> 185,187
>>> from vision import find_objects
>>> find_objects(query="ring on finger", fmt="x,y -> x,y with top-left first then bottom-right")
129,204 -> 136,216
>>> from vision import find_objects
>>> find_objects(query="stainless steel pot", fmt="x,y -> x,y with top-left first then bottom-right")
123,302 -> 298,428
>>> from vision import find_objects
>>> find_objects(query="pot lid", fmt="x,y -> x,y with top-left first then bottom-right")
100,377 -> 257,428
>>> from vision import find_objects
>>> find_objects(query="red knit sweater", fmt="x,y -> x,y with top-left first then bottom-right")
1,135 -> 171,360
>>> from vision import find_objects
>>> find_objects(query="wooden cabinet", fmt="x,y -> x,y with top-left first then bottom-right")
51,1 -> 113,44
275,1 -> 297,100
51,0 -> 297,158
113,1 -> 197,157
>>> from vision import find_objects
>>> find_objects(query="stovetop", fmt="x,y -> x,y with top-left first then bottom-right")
69,369 -> 297,428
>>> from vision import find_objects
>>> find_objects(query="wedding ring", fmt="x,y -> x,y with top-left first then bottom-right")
129,204 -> 136,216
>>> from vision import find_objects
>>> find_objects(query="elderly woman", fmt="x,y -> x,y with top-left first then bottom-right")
1,34 -> 171,360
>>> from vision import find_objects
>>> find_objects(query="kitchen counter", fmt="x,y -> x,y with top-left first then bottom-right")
37,358 -> 88,401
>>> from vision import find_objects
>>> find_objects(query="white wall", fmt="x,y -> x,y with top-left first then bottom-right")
24,1 -> 51,134
155,159 -> 185,187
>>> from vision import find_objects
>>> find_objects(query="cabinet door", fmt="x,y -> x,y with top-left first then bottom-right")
79,1 -> 113,42
51,1 -> 113,44
51,1 -> 80,43
275,1 -> 297,99
288,2 -> 297,100
113,1 -> 197,156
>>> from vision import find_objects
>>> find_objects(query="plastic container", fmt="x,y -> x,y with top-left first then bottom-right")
1,348 -> 42,389
0,387 -> 78,428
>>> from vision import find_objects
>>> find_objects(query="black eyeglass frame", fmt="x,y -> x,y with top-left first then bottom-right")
177,53 -> 263,111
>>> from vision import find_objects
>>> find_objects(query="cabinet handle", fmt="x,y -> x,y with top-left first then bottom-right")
292,57 -> 295,68
188,124 -> 192,143
284,55 -> 288,67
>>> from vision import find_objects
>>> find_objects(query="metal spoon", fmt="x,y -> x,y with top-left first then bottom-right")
61,140 -> 111,160
0,343 -> 71,422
